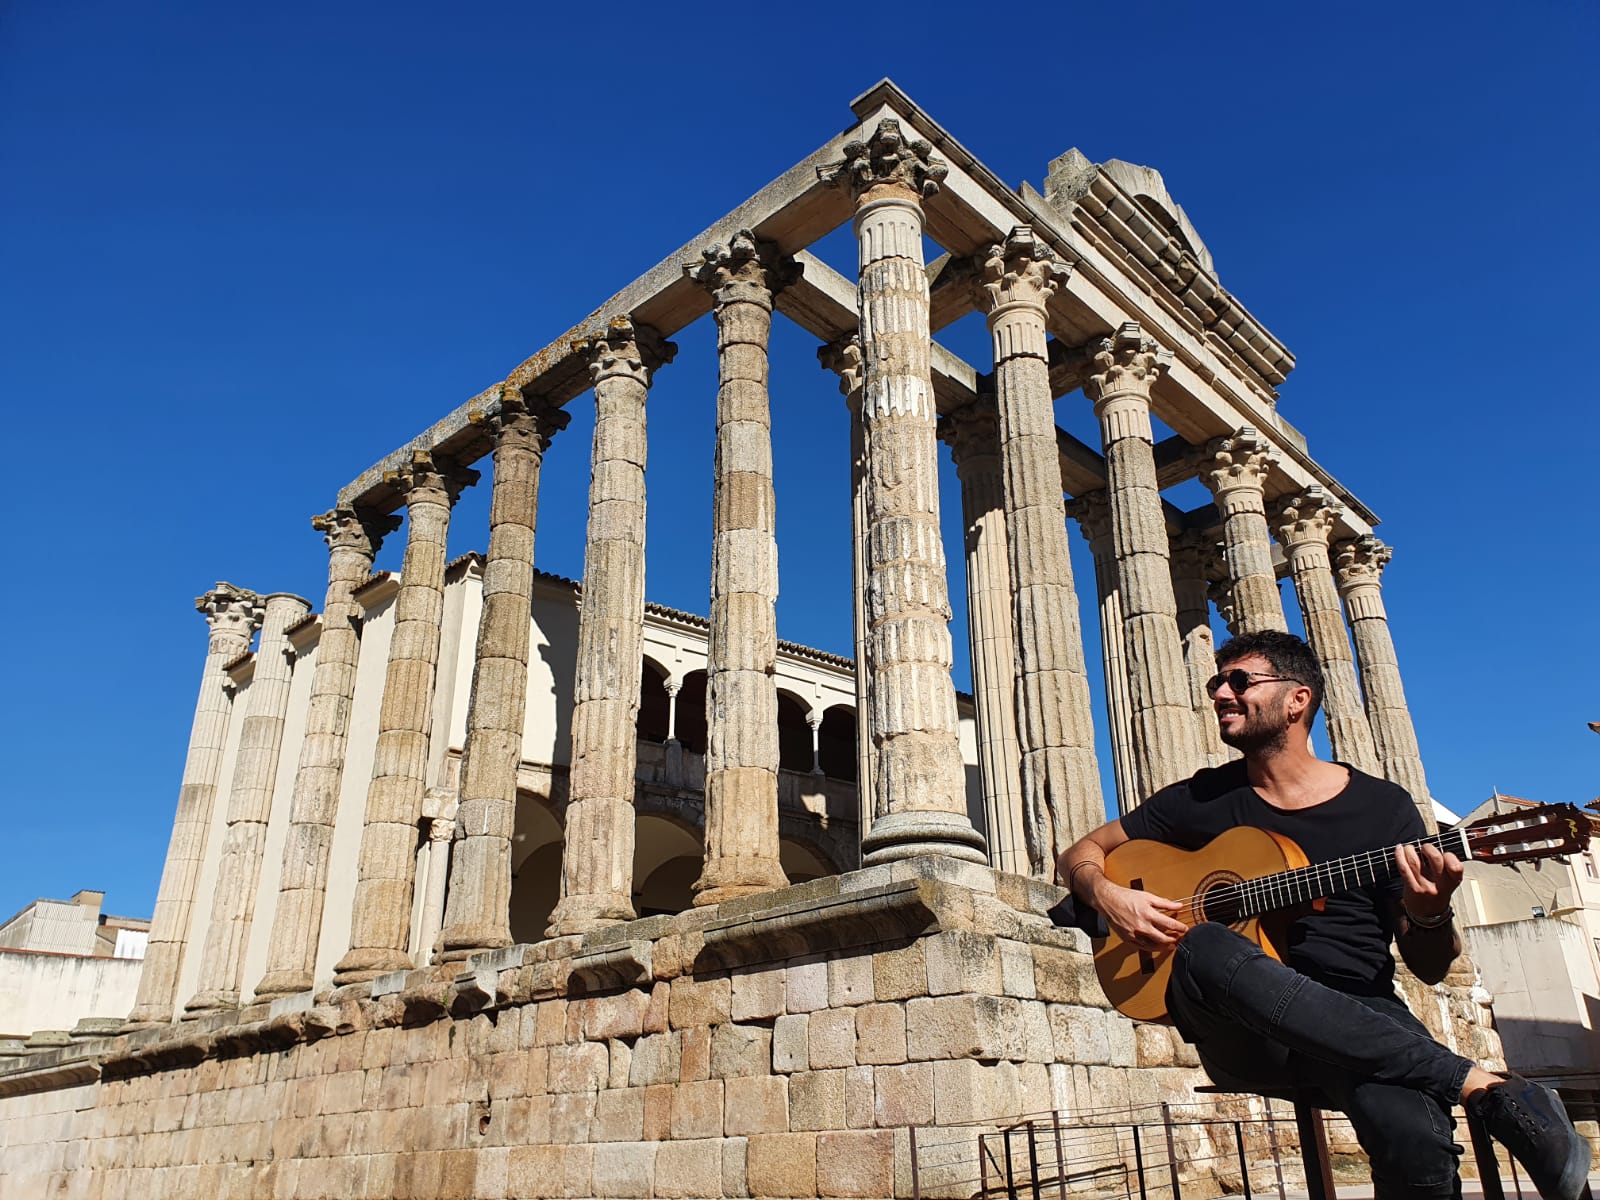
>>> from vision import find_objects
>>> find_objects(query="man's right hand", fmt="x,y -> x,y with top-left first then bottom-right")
1092,879 -> 1188,950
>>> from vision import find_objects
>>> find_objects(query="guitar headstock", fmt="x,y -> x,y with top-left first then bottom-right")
1464,803 -> 1594,865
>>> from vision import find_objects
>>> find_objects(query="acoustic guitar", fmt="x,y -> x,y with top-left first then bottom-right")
1092,803 -> 1593,1022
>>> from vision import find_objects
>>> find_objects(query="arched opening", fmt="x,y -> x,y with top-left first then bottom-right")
507,790 -> 565,942
776,690 -> 813,773
676,670 -> 709,755
817,703 -> 858,781
637,657 -> 670,743
633,813 -> 703,917
780,837 -> 839,885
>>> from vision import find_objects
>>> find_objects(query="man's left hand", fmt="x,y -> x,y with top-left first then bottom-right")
1395,843 -> 1464,920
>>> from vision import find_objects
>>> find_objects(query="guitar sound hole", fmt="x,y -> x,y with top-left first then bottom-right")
1198,878 -> 1244,926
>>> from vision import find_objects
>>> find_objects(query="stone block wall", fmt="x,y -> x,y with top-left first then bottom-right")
0,860 -> 1490,1200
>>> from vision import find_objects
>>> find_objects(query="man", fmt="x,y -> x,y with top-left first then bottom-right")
1060,630 -> 1590,1200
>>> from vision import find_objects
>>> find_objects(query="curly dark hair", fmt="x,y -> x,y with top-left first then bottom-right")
1215,630 -> 1325,721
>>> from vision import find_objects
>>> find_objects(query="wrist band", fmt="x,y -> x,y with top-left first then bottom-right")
1066,861 -> 1101,889
1404,905 -> 1454,930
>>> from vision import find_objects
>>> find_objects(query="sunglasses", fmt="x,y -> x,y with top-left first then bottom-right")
1204,669 -> 1305,698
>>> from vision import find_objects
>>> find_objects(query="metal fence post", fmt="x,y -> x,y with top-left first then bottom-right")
1132,1124 -> 1149,1200
1234,1120 -> 1252,1200
1161,1102 -> 1183,1200
1052,1110 -> 1068,1200
910,1124 -> 921,1200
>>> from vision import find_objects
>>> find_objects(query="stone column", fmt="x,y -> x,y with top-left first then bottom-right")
414,816 -> 455,964
686,230 -> 795,906
185,591 -> 311,1012
1196,427 -> 1287,635
128,584 -> 263,1025
1082,323 -> 1203,799
807,713 -> 824,777
1269,488 -> 1381,774
254,507 -> 399,1001
333,451 -> 477,985
939,397 -> 1029,875
977,227 -> 1104,860
1334,536 -> 1435,828
1169,530 -> 1229,769
818,336 -> 875,837
1065,490 -> 1139,816
819,117 -> 985,865
547,320 -> 676,936
436,389 -> 568,961
664,678 -> 681,745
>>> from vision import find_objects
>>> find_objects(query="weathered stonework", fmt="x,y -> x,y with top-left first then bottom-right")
1083,323 -> 1203,800
821,118 -> 984,866
1196,426 -> 1286,635
977,226 -> 1103,864
437,390 -> 569,960
687,231 -> 797,905
128,583 -> 264,1025
1334,536 -> 1434,827
548,321 -> 676,936
1269,488 -> 1381,775
186,591 -> 311,1013
939,397 -> 1028,873
254,508 -> 399,1001
335,451 -> 478,984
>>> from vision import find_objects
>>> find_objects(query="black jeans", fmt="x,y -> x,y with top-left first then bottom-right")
1168,922 -> 1475,1200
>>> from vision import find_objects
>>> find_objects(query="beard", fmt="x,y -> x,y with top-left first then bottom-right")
1217,693 -> 1291,754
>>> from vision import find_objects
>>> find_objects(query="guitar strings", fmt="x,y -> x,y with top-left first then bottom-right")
1151,828 -> 1475,927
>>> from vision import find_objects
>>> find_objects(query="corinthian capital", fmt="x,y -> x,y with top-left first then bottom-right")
977,226 -> 1070,313
936,392 -> 1001,468
1197,426 -> 1279,498
1064,489 -> 1113,548
1269,486 -> 1343,549
386,449 -> 480,507
197,582 -> 264,644
817,334 -> 864,401
1168,528 -> 1217,582
817,117 -> 948,201
685,229 -> 801,309
1082,322 -> 1172,403
312,506 -> 402,557
585,317 -> 677,388
1332,535 -> 1392,592
495,384 -> 570,454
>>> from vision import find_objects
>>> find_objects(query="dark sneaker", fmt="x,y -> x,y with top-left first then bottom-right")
1468,1074 -> 1592,1200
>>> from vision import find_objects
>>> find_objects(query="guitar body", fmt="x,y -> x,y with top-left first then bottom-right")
1093,826 -> 1311,1023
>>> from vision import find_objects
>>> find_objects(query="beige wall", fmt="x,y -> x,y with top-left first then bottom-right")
0,949 -> 144,1040
1464,918 -> 1600,1073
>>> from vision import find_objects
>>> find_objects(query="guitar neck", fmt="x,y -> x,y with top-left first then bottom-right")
1238,826 -> 1473,919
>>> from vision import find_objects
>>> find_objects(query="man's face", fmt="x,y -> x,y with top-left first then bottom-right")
1211,653 -> 1297,753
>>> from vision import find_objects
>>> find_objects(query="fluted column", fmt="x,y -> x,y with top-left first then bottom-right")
1065,491 -> 1139,815
1082,323 -> 1203,799
819,117 -> 985,865
939,397 -> 1029,875
1334,536 -> 1434,828
686,231 -> 795,905
818,336 -> 875,840
414,816 -> 455,964
1197,427 -> 1287,635
254,507 -> 399,1000
1169,531 -> 1229,769
976,227 -> 1103,860
185,591 -> 311,1012
547,320 -> 676,936
333,451 -> 477,984
128,584 -> 263,1025
1269,488 -> 1381,774
436,389 -> 568,961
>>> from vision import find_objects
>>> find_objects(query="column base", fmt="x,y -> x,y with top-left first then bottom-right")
183,988 -> 240,1015
434,924 -> 515,964
545,893 -> 635,939
692,858 -> 789,908
251,969 -> 314,1002
331,947 -> 414,986
860,810 -> 988,866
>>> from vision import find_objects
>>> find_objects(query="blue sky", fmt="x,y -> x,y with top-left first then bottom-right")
3,2 -> 1596,920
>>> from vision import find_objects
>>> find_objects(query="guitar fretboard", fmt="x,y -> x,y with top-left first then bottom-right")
1233,826 -> 1473,919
